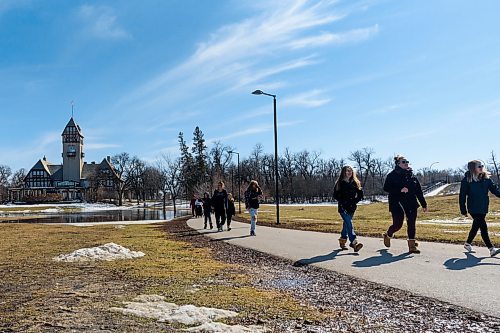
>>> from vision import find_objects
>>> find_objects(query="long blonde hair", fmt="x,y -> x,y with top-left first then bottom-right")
467,160 -> 490,182
335,166 -> 361,191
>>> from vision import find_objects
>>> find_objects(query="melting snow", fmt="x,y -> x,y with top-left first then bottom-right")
110,295 -> 267,332
425,184 -> 450,197
53,243 -> 144,262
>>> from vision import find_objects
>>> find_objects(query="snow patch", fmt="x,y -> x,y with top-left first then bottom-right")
53,243 -> 144,262
425,184 -> 450,197
110,295 -> 267,332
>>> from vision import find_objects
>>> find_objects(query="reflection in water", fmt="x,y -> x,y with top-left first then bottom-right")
1,209 -> 190,224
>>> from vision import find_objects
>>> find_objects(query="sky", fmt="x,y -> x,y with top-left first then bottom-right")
1,0 -> 499,173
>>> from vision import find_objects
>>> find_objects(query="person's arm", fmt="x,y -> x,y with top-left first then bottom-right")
383,172 -> 401,194
488,179 -> 500,198
355,188 -> 364,204
459,179 -> 468,215
414,179 -> 427,209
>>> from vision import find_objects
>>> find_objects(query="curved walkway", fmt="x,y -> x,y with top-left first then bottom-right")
187,218 -> 500,318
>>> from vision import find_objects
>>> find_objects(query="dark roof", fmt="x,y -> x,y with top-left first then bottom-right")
81,163 -> 100,179
62,117 -> 84,137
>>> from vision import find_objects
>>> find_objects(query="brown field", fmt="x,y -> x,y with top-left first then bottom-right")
236,194 -> 500,245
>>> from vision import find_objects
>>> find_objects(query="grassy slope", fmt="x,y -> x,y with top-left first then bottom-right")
238,195 -> 500,245
0,220 -> 331,330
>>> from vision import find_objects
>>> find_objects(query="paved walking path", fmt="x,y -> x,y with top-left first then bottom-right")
187,218 -> 500,318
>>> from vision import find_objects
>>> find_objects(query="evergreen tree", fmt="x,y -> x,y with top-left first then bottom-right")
192,126 -> 208,186
178,131 -> 195,196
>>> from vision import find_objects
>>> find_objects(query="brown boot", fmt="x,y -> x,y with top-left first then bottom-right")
350,240 -> 363,252
383,233 -> 391,248
338,238 -> 348,250
408,239 -> 420,254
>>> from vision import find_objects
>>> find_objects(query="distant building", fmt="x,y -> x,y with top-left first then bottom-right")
9,118 -> 121,202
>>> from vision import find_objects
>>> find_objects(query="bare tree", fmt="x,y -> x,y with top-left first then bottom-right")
490,150 -> 500,182
10,168 -> 26,187
0,165 -> 12,202
158,154 -> 183,215
111,153 -> 134,206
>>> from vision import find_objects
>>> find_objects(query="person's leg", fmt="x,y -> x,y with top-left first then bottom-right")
220,211 -> 226,229
387,208 -> 405,237
466,214 -> 481,245
227,214 -> 232,230
208,212 -> 213,228
472,214 -> 493,248
250,208 -> 257,235
214,211 -> 221,230
340,211 -> 356,243
204,213 -> 208,228
406,210 -> 417,240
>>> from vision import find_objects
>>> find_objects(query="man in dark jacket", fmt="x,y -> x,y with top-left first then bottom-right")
383,156 -> 427,253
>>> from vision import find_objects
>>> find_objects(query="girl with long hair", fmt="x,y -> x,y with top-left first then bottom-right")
226,193 -> 236,231
244,180 -> 262,236
333,166 -> 364,252
460,160 -> 500,257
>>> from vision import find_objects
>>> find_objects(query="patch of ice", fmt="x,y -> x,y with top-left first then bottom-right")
53,243 -> 144,262
443,230 -> 466,234
111,295 -> 268,332
40,208 -> 62,213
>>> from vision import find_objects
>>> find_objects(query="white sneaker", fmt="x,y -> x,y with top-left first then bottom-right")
464,243 -> 473,252
489,247 -> 500,257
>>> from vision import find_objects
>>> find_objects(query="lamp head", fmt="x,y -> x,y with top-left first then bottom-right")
252,90 -> 263,95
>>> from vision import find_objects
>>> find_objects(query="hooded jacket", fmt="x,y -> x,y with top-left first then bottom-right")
383,166 -> 427,213
333,180 -> 363,215
459,172 -> 500,215
211,189 -> 228,212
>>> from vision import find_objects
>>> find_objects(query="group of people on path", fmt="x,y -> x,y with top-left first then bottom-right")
190,181 -> 236,232
191,155 -> 500,257
334,155 -> 500,257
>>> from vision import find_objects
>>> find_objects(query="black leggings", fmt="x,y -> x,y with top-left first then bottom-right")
387,207 -> 417,239
467,214 -> 493,248
204,210 -> 212,226
214,209 -> 226,229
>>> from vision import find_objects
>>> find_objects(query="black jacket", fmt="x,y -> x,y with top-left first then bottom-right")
227,200 -> 236,216
333,180 -> 363,215
202,197 -> 212,213
211,189 -> 228,212
245,188 -> 262,209
383,166 -> 427,213
459,173 -> 500,215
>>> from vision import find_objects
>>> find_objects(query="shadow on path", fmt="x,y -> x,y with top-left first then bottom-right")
293,249 -> 358,267
444,253 -> 500,270
210,235 -> 252,242
352,249 -> 411,268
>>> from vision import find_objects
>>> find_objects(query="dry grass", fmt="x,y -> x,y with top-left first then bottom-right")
0,220 -> 329,330
238,194 -> 500,245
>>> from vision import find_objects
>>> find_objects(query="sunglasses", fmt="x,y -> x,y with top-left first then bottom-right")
477,165 -> 484,168
400,160 -> 410,164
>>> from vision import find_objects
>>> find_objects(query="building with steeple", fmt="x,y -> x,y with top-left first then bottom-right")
9,118 -> 120,202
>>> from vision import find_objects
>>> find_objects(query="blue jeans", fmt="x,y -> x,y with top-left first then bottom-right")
340,210 -> 357,243
249,208 -> 258,232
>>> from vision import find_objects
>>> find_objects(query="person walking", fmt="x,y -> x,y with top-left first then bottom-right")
202,192 -> 213,229
226,193 -> 236,231
460,160 -> 500,257
333,166 -> 364,252
244,180 -> 262,236
211,181 -> 228,232
190,196 -> 196,217
383,155 -> 427,254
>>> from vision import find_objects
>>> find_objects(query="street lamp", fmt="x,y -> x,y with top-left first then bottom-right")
429,161 -> 439,184
251,89 -> 280,225
228,150 -> 241,214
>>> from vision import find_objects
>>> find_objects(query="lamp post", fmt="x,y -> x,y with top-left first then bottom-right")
429,161 -> 439,184
228,150 -> 241,214
251,89 -> 280,225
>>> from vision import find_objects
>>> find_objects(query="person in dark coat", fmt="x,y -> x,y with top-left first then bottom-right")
460,160 -> 500,257
383,155 -> 427,254
189,196 -> 196,217
211,181 -> 228,232
333,166 -> 364,252
226,193 -> 236,231
202,192 -> 213,229
244,180 -> 262,236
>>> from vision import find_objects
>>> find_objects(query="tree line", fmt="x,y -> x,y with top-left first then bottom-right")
1,126 -> 499,207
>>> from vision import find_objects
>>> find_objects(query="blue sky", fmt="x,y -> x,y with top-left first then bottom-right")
1,0 -> 499,172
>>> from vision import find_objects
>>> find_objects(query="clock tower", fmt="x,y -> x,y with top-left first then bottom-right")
62,117 -> 84,183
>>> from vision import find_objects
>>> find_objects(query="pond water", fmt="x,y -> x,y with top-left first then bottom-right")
0,208 -> 190,224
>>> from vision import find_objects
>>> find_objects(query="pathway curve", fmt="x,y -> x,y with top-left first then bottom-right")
187,218 -> 500,318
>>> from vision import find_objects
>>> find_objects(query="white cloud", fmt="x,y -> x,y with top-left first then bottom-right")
79,5 -> 130,39
118,0 -> 376,114
288,24 -> 379,49
282,89 -> 332,108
